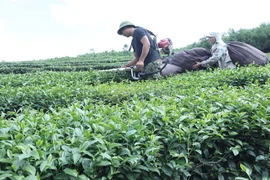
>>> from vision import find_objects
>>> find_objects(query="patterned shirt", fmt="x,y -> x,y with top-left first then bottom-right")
201,34 -> 236,69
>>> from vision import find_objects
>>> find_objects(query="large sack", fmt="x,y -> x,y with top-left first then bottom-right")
227,41 -> 269,66
164,48 -> 212,71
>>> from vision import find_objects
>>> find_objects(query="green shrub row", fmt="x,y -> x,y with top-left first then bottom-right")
0,83 -> 269,179
0,65 -> 270,114
0,63 -> 125,74
0,59 -> 128,68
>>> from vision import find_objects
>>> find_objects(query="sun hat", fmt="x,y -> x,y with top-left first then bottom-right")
117,21 -> 136,35
158,38 -> 172,48
206,32 -> 219,38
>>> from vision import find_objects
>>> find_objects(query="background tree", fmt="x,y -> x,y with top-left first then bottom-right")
224,23 -> 270,52
89,48 -> 95,54
180,22 -> 270,53
122,44 -> 129,51
122,44 -> 130,55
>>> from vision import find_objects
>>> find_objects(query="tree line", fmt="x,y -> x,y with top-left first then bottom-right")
176,22 -> 270,53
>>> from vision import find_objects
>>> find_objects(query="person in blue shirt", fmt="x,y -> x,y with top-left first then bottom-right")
117,21 -> 162,79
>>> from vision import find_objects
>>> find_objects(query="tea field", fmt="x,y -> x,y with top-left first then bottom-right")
0,53 -> 269,180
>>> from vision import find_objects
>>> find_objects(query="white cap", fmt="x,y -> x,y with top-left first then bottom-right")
206,32 -> 219,38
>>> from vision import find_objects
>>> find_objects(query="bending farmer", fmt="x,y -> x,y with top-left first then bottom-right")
117,21 -> 162,79
193,32 -> 236,70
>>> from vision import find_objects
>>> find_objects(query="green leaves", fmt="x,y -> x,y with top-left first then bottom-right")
240,164 -> 252,178
64,168 -> 78,177
0,61 -> 270,179
230,145 -> 241,156
24,163 -> 36,175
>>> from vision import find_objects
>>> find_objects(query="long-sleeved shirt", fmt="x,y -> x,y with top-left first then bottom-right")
201,33 -> 236,69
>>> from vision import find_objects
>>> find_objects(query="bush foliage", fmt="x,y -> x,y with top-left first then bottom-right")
0,63 -> 270,179
0,24 -> 269,179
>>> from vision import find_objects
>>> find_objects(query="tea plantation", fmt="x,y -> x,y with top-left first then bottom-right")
0,52 -> 269,180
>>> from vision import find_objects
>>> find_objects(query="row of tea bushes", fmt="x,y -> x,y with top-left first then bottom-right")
0,65 -> 270,114
0,82 -> 269,179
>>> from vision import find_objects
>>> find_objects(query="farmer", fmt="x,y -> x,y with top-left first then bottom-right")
193,32 -> 236,70
117,21 -> 163,79
158,38 -> 174,56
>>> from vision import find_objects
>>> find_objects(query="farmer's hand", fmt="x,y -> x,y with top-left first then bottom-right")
121,64 -> 130,68
193,61 -> 201,70
136,61 -> 144,69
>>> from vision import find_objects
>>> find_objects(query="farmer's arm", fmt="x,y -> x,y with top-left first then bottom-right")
201,47 -> 224,67
136,35 -> 150,68
122,52 -> 139,67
